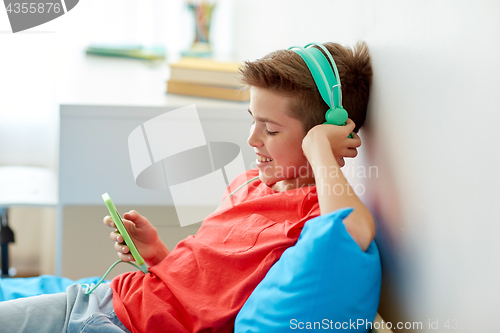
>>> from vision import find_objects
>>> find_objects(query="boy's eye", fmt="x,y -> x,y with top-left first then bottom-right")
266,128 -> 278,136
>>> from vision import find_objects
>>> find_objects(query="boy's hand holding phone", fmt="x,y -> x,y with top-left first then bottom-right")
103,209 -> 170,267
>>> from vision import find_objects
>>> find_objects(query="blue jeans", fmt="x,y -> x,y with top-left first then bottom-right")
0,282 -> 130,333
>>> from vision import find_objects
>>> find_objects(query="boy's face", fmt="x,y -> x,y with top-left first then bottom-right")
247,87 -> 315,191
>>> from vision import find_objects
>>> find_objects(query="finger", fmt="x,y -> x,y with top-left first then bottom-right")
110,230 -> 123,243
118,252 -> 133,262
122,210 -> 137,220
345,147 -> 359,158
348,136 -> 362,148
337,157 -> 345,168
350,132 -> 361,143
345,118 -> 356,132
123,210 -> 149,228
346,132 -> 361,147
103,216 -> 115,228
115,242 -> 129,255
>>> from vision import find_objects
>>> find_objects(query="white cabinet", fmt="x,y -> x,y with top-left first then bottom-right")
57,55 -> 253,278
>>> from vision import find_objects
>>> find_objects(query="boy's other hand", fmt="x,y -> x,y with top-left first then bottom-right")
302,118 -> 361,167
103,210 -> 170,266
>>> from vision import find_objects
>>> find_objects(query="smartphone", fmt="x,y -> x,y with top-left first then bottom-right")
102,193 -> 146,267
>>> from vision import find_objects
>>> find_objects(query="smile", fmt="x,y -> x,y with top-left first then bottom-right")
257,155 -> 273,163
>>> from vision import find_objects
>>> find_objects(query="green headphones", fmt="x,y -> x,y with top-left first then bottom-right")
288,43 -> 348,127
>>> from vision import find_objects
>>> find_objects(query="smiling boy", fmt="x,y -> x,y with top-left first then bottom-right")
247,86 -> 373,250
105,42 -> 374,332
0,42 -> 373,333
243,41 -> 374,250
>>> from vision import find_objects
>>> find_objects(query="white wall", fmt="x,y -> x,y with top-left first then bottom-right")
0,0 -> 234,168
229,0 -> 499,331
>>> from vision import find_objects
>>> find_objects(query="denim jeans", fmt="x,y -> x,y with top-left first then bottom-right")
0,282 -> 130,333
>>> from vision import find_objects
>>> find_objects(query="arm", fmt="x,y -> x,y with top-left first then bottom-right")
103,210 -> 170,266
302,119 -> 375,251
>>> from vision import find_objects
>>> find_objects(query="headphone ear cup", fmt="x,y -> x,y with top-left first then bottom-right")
325,107 -> 348,126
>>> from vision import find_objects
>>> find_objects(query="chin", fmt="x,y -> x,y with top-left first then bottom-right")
257,173 -> 278,187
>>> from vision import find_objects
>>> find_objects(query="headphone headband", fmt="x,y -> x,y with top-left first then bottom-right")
306,43 -> 342,107
288,42 -> 348,126
288,43 -> 342,109
288,45 -> 334,108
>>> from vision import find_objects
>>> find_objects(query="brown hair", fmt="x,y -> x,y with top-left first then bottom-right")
240,42 -> 372,133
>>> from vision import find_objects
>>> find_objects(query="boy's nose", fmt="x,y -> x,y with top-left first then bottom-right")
247,125 -> 263,148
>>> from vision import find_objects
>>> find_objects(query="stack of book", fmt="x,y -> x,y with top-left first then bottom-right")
166,57 -> 249,102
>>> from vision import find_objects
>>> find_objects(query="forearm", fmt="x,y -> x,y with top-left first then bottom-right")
304,137 -> 375,251
147,241 -> 170,267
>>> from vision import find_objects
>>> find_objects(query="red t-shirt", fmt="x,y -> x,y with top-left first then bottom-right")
111,169 -> 320,333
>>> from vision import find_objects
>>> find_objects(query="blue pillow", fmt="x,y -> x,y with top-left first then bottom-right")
235,207 -> 381,332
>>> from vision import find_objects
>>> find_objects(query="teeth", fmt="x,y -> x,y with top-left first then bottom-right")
257,155 -> 273,163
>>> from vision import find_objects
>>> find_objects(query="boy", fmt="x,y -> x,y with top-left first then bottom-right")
0,42 -> 373,332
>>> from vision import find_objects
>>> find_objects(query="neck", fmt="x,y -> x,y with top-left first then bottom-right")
271,177 -> 315,192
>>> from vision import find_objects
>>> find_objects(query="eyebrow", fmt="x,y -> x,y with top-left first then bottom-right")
247,109 -> 284,127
